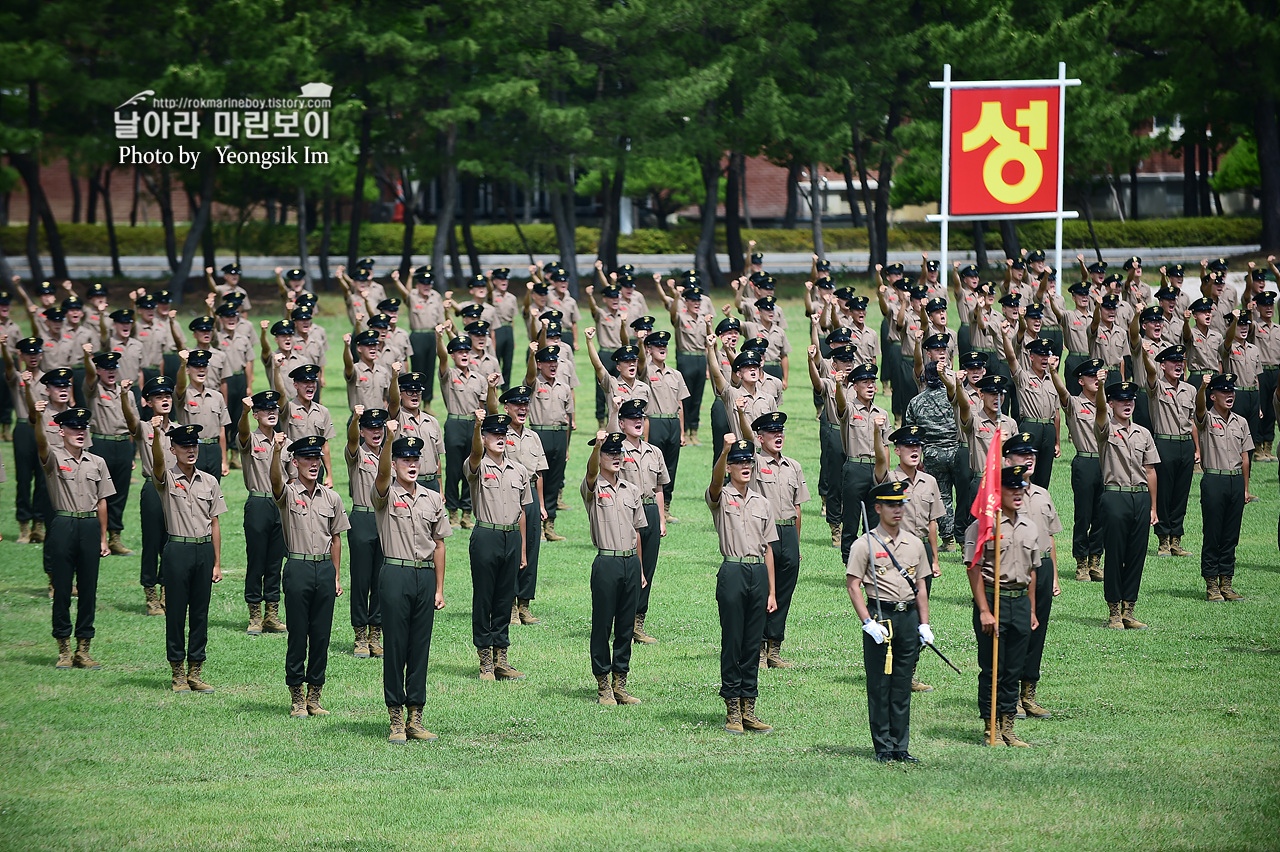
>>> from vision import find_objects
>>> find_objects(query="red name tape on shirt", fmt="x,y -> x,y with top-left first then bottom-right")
394,501 -> 408,508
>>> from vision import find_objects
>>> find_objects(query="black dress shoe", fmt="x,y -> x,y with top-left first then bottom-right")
895,751 -> 920,763
875,752 -> 895,763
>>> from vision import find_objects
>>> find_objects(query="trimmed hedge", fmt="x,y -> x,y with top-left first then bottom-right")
0,216 -> 1260,258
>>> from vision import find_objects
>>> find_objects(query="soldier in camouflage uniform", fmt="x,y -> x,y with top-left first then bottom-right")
905,362 -> 960,549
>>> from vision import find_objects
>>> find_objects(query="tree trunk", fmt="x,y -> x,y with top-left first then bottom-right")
461,175 -> 481,276
1211,149 -> 1223,216
319,182 -> 333,291
347,108 -> 373,269
547,164 -> 579,294
1255,92 -> 1280,252
840,155 -> 862,227
810,161 -> 825,260
431,124 -> 459,284
1129,164 -> 1139,220
87,168 -> 99,224
69,164 -> 81,224
1082,192 -> 1102,261
143,166 -> 179,273
446,223 -> 464,283
100,167 -> 122,278
851,123 -> 878,273
973,222 -> 988,272
695,154 -> 723,288
999,220 -> 1020,260
23,169 -> 42,282
167,158 -> 217,303
1182,143 -> 1197,216
265,198 -> 277,226
0,191 -> 9,228
297,184 -> 310,283
740,158 -> 753,230
872,104 -> 903,269
495,187 -> 536,265
130,167 -> 140,227
11,152 -> 68,280
1198,144 -> 1212,216
598,168 -> 616,271
0,243 -> 15,286
783,161 -> 799,229
725,152 -> 743,276
398,175 -> 417,284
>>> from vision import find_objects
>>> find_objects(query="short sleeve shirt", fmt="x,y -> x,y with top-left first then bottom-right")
581,475 -> 647,551
396,410 -> 445,475
466,454 -> 531,525
618,438 -> 670,499
645,363 -> 690,417
1023,484 -> 1063,554
1197,409 -> 1254,471
178,385 -> 230,435
881,467 -> 944,539
43,447 -> 115,512
284,399 -> 336,443
529,375 -> 574,427
1096,418 -> 1159,486
845,524 -> 928,603
963,511 -> 1040,587
751,453 -> 810,522
721,385 -> 777,442
372,478 -> 453,561
706,486 -> 778,561
276,481 -> 350,555
160,466 -> 228,537
347,361 -> 392,410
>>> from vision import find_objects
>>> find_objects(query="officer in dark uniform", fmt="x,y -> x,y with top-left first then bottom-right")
271,433 -> 350,718
371,427 -> 452,743
846,480 -> 931,763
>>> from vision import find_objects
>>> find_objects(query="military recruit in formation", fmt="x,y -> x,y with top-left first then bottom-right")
3,247 -> 1274,757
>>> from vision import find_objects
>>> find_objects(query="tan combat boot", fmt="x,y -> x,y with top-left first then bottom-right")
73,638 -> 100,670
144,585 -> 164,616
1001,713 -> 1030,747
406,705 -> 437,740
518,599 -> 540,625
633,613 -> 656,644
1075,558 -> 1090,581
159,587 -> 166,610
368,626 -> 383,658
758,641 -> 767,669
1157,535 -> 1171,556
493,646 -> 525,680
353,625 -> 370,658
108,531 -> 133,555
388,706 -> 407,743
510,602 -> 521,625
981,716 -> 998,746
611,672 -> 641,705
766,639 -> 792,669
1219,575 -> 1244,601
478,648 -> 496,681
459,511 -> 473,530
289,685 -> 307,718
911,675 -> 933,693
30,521 -> 45,543
1089,555 -> 1104,582
1020,681 -> 1052,718
55,638 -> 73,669
306,684 -> 330,716
663,507 -> 679,524
687,428 -> 701,446
247,603 -> 263,635
556,494 -> 569,511
1206,577 -> 1225,602
1170,536 -> 1193,557
724,697 -> 744,734
263,602 -> 287,633
170,660 -> 189,692
186,661 -> 215,693
1121,601 -> 1148,629
740,698 -> 773,733
542,519 -> 565,542
1105,601 -> 1124,629
596,673 -> 617,705
448,509 -> 460,528
830,523 -> 841,548
17,521 -> 31,544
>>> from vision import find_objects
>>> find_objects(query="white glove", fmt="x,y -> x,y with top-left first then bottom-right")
862,619 -> 888,645
918,623 -> 935,645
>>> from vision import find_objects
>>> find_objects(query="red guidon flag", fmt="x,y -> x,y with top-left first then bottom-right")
967,428 -> 1002,572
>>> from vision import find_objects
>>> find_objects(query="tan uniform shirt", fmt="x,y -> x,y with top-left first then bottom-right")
396,410 -> 445,475
673,303 -> 707,353
466,454 -> 531,525
549,291 -> 582,330
594,309 -> 626,350
407,289 -> 446,331
347,361 -> 392,411
1096,418 -> 1159,486
493,291 -> 520,326
1061,307 -> 1093,355
136,418 -> 176,479
841,398 -> 890,458
178,385 -> 230,437
741,321 -> 791,363
721,385 -> 777,442
1147,377 -> 1195,438
961,408 -> 1018,471
846,524 -> 928,603
1222,340 -> 1262,389
43,446 -> 115,512
454,299 -> 500,329
645,363 -> 690,417
1065,395 -> 1101,454
283,398 -> 335,443
603,374 -> 652,431
964,511 -> 1040,587
346,445 -> 380,508
751,452 -> 810,522
373,477 -> 452,560
1091,323 -> 1129,369
1185,326 -> 1223,373
529,375 -> 574,427
880,467 -> 944,539
849,325 -> 880,363
217,329 -> 254,375
581,475 -> 647,551
618,438 -> 670,499
107,336 -> 145,385
1254,320 -> 1280,368
86,382 -> 128,437
441,367 -> 487,416
240,430 -> 280,494
1130,336 -> 1161,387
135,317 -> 166,368
1197,409 -> 1253,471
1010,363 -> 1060,422
505,425 -> 549,486
1023,484 -> 1062,554
277,480 -> 350,555
160,466 -> 228,537
706,485 -> 778,561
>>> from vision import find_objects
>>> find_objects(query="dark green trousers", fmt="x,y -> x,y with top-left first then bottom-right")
590,553 -> 640,675
863,603 -> 921,756
840,459 -> 876,561
1064,353 -> 1087,396
347,510 -> 382,627
409,330 -> 437,403
1154,437 -> 1194,538
709,397 -> 730,463
1201,472 -> 1244,579
675,353 -> 705,432
379,561 -> 436,707
1236,389 -> 1261,450
470,526 -> 520,649
517,490 -> 541,600
1070,455 -> 1104,559
647,416 -> 681,506
196,442 -> 221,480
93,437 -> 133,532
595,361 -> 619,422
1260,368 -> 1278,444
495,324 -> 514,387
47,515 -> 101,640
162,540 -> 214,663
954,444 -> 972,534
764,524 -> 800,643
819,418 -> 843,521
1023,556 -> 1055,683
1018,420 -> 1055,489
637,502 -> 661,614
443,417 -> 472,512
224,372 -> 247,450
716,559 -> 768,700
12,421 -> 49,523
283,557 -> 336,687
139,479 -> 168,587
1102,489 -> 1149,602
244,495 -> 285,604
973,591 -> 1030,718
531,427 -> 567,522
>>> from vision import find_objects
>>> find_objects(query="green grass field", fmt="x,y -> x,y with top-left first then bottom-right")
1,294 -> 1277,852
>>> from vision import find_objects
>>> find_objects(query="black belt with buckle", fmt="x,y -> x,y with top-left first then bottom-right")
868,599 -> 914,612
